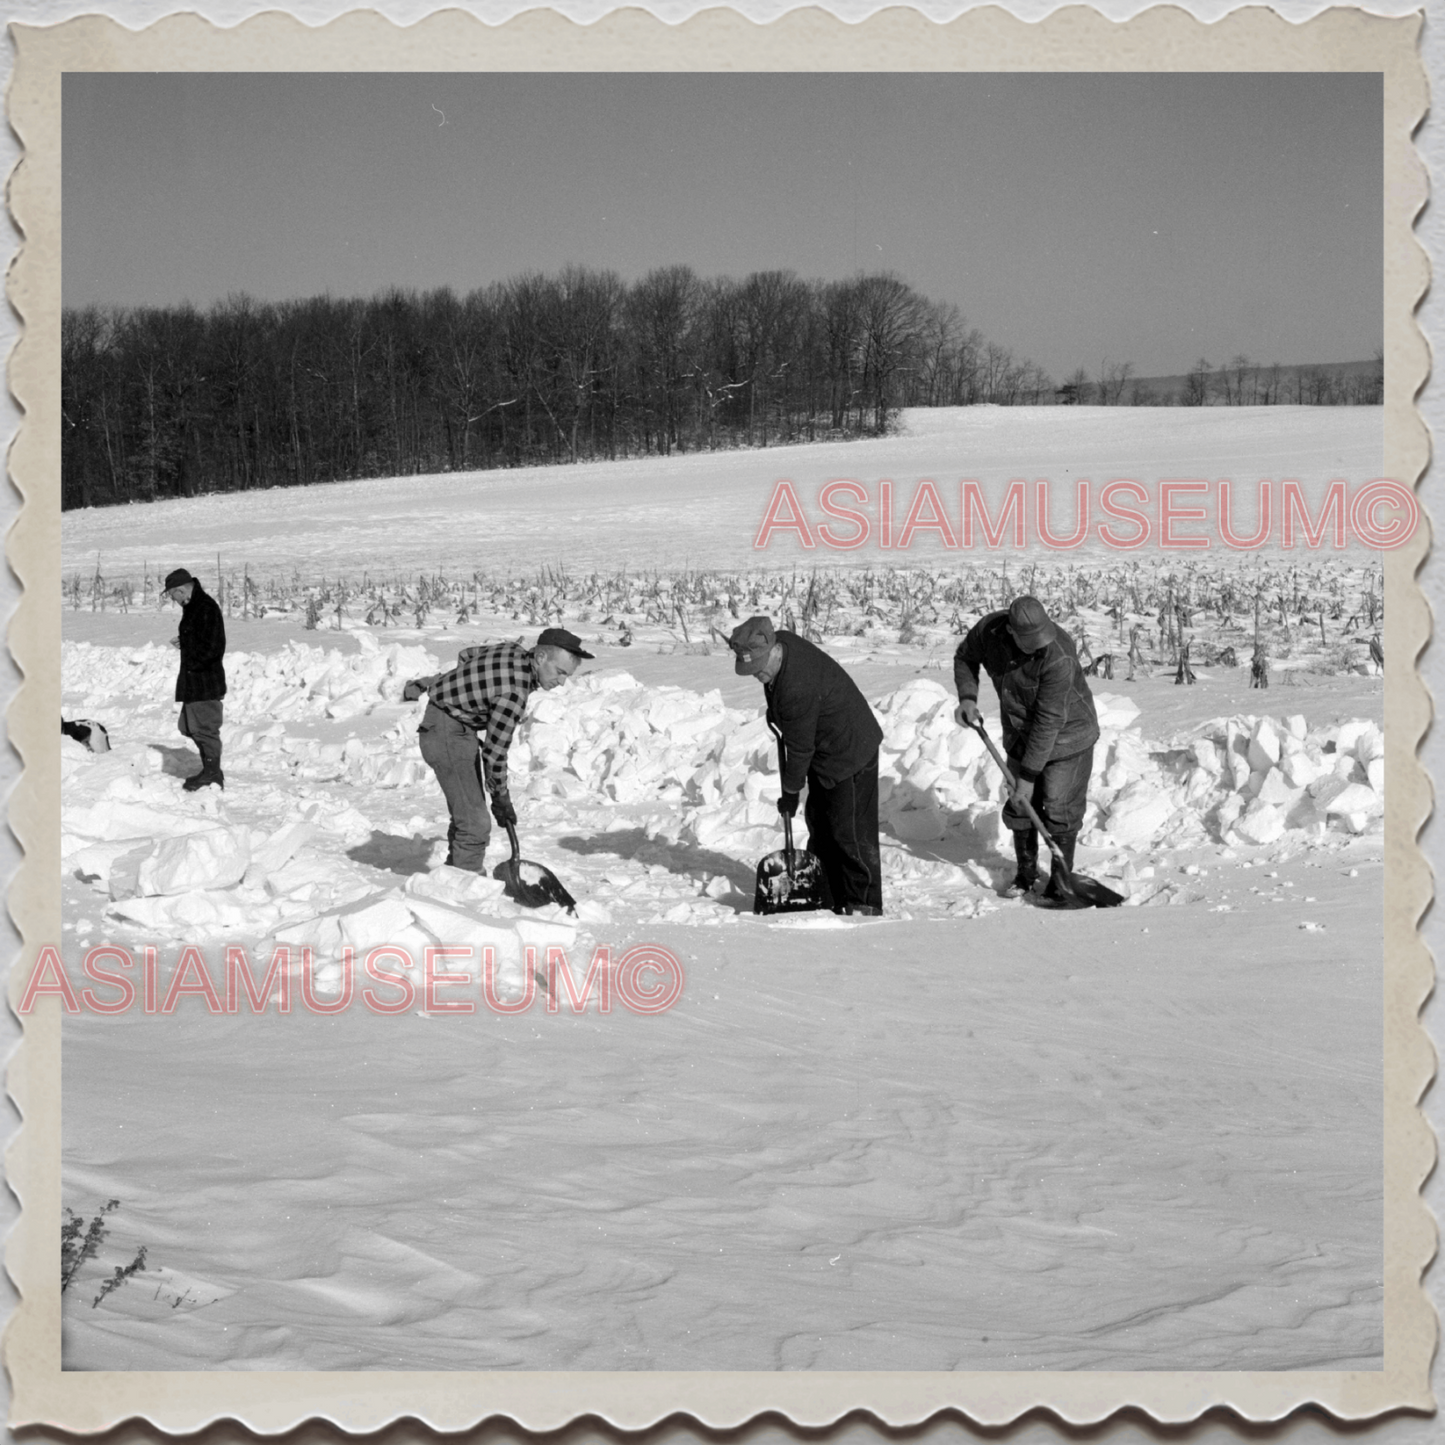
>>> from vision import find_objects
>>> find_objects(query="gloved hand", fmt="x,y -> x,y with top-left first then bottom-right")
491,793 -> 518,828
955,698 -> 981,727
777,791 -> 800,819
402,678 -> 426,702
1009,775 -> 1034,810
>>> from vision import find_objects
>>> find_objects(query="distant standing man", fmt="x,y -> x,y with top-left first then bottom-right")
954,596 -> 1099,902
403,629 -> 593,872
730,616 -> 885,916
164,567 -> 227,792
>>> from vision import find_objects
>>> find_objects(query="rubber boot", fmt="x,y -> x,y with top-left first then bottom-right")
1043,831 -> 1079,903
183,745 -> 225,792
1008,828 -> 1039,895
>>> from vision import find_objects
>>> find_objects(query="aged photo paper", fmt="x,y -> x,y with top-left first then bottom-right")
4,4 -> 1433,1434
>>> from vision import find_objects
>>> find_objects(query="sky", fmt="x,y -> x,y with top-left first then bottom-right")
62,72 -> 1382,382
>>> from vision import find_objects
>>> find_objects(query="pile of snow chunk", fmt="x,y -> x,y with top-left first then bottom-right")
1189,714 -> 1384,846
869,682 -> 1142,847
62,635 -> 438,723
849,678 -> 1383,854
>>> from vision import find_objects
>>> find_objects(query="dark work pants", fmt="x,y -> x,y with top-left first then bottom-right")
178,701 -> 224,770
804,756 -> 882,913
1003,744 -> 1094,836
417,702 -> 492,871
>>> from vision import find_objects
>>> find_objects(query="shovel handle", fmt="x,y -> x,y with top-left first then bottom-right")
772,722 -> 800,876
966,719 -> 1066,866
505,821 -> 522,864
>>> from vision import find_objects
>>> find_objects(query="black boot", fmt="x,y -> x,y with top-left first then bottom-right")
183,746 -> 225,791
1008,828 -> 1039,894
1043,831 -> 1078,901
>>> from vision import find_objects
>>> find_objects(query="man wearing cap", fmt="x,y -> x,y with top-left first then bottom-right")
730,616 -> 885,915
402,629 -> 593,872
953,596 -> 1099,901
163,567 -> 228,792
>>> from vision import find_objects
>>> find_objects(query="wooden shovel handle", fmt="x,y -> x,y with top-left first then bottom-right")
967,720 -> 1066,865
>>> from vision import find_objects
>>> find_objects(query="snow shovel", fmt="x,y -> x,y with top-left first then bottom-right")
753,811 -> 833,915
493,823 -> 577,914
967,721 -> 1125,910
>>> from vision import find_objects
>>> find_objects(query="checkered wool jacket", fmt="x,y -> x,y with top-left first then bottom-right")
426,642 -> 537,798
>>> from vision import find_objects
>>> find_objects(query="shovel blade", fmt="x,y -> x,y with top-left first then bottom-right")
1032,870 -> 1127,910
493,857 -> 578,913
753,848 -> 833,915
1069,872 -> 1127,908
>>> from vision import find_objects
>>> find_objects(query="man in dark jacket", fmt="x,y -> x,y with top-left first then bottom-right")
164,567 -> 227,792
730,615 -> 885,915
954,595 -> 1099,901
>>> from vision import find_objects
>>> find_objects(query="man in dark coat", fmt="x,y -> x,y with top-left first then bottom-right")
164,567 -> 227,791
954,595 -> 1099,901
730,615 -> 885,915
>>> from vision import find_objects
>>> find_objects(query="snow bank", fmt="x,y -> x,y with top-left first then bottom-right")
62,634 -> 438,723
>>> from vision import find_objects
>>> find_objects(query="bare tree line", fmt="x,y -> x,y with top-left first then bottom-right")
1057,349 -> 1383,407
61,267 -> 1052,510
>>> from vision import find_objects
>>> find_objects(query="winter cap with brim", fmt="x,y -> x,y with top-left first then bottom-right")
729,615 -> 777,675
163,568 -> 196,592
1007,595 -> 1056,651
536,627 -> 594,660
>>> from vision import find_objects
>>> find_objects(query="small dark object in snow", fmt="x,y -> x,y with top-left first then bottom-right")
62,717 -> 110,753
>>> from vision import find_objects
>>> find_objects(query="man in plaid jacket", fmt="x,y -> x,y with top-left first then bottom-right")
403,628 -> 593,871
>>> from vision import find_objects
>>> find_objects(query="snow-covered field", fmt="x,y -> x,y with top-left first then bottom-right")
61,405 -> 1382,582
58,407 -> 1385,1372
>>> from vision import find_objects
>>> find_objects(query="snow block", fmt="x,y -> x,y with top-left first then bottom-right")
244,822 -> 318,886
1104,784 -> 1174,846
405,867 -> 510,908
107,841 -> 160,901
1233,801 -> 1286,846
1093,693 -> 1141,730
1323,783 -> 1382,819
1255,769 -> 1304,809
1247,718 -> 1281,773
1280,752 -> 1321,789
890,807 -> 946,843
1354,724 -> 1385,764
70,837 -> 154,890
275,914 -> 344,951
136,827 -> 252,896
337,894 -> 425,950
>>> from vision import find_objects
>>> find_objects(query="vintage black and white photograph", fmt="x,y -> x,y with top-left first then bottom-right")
43,56 -> 1403,1383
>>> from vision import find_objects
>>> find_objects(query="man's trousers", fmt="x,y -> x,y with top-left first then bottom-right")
417,702 -> 492,871
1002,744 -> 1094,836
804,756 -> 883,914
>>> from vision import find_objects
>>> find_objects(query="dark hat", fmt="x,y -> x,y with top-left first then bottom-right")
536,627 -> 594,660
1007,595 -> 1056,652
163,568 -> 195,592
729,615 -> 777,675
